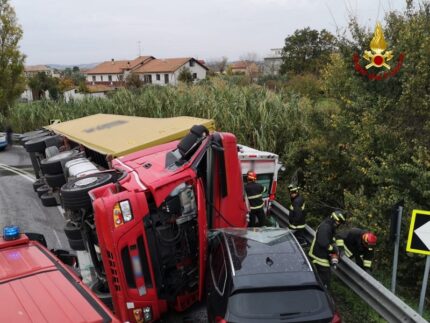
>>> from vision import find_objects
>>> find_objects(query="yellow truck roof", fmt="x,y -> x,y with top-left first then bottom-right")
46,114 -> 215,157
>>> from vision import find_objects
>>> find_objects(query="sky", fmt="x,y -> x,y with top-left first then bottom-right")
10,0 -> 406,65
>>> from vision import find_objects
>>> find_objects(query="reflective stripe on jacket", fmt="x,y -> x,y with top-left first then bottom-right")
245,182 -> 266,211
309,217 -> 337,267
336,228 -> 374,268
288,194 -> 306,230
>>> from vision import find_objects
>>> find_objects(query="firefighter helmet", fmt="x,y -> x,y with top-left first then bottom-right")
288,184 -> 300,193
362,232 -> 377,247
331,210 -> 346,224
247,171 -> 257,182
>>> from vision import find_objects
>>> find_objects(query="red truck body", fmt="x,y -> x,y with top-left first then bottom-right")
0,234 -> 119,323
90,132 -> 248,321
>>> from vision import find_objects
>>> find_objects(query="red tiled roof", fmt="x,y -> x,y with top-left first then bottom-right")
25,65 -> 50,72
86,56 -> 154,75
133,58 -> 191,73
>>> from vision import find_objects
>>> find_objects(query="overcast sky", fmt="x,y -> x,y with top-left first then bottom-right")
10,0 -> 406,65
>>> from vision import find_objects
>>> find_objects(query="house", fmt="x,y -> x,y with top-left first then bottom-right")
84,56 -> 207,87
263,48 -> 283,75
229,61 -> 261,78
132,57 -> 208,85
85,56 -> 154,86
63,84 -> 117,102
24,65 -> 54,78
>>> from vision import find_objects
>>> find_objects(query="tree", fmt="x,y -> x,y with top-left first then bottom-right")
207,56 -> 228,73
0,0 -> 25,117
28,72 -> 59,100
125,72 -> 143,89
280,28 -> 336,76
178,67 -> 193,84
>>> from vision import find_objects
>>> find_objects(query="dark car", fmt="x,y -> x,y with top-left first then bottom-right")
206,227 -> 341,323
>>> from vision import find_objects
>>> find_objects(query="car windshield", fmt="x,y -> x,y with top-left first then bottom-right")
229,287 -> 333,321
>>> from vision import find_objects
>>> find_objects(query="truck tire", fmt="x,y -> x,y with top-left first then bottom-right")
90,279 -> 113,310
45,146 -> 60,158
40,192 -> 58,207
24,135 -> 51,153
40,150 -> 79,175
68,238 -> 86,251
32,178 -> 45,191
45,173 -> 66,188
61,173 -> 113,211
64,222 -> 83,240
19,129 -> 46,141
36,184 -> 50,197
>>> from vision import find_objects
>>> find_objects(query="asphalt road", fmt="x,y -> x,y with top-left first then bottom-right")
0,145 -> 68,249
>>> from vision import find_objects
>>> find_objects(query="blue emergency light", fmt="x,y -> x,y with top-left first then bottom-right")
3,225 -> 21,241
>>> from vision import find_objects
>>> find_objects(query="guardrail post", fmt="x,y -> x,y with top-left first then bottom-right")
391,205 -> 403,293
418,256 -> 430,315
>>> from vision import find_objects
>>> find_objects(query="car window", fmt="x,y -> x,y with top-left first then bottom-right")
229,287 -> 333,320
210,235 -> 227,295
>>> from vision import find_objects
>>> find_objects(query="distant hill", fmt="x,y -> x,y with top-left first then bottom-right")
47,63 -> 100,71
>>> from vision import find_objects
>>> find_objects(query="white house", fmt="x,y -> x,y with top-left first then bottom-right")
263,48 -> 283,75
85,56 -> 154,86
132,57 -> 208,85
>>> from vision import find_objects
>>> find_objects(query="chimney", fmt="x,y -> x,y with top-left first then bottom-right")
111,58 -> 115,64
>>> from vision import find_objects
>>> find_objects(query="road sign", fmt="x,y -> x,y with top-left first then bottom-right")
407,210 -> 430,255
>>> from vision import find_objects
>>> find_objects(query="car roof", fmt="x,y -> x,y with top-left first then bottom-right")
0,236 -> 117,323
214,228 -> 318,289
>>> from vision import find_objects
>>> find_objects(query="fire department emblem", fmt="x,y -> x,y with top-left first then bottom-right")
353,22 -> 404,80
363,23 -> 393,69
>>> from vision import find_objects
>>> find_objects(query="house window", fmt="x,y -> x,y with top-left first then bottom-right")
92,76 -> 96,82
144,75 -> 152,84
118,75 -> 123,81
193,73 -> 197,80
108,75 -> 112,82
156,74 -> 160,81
190,60 -> 195,67
164,74 -> 169,84
100,75 -> 103,82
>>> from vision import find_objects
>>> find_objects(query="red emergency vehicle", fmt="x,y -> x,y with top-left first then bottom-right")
0,229 -> 119,323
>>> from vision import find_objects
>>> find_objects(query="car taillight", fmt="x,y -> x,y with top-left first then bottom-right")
331,311 -> 342,323
215,316 -> 227,323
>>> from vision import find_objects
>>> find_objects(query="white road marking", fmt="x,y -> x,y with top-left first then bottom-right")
53,230 -> 63,249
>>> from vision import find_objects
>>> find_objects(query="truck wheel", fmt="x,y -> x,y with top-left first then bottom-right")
64,222 -> 83,240
32,178 -> 45,191
61,173 -> 113,211
40,150 -> 79,175
45,173 -> 66,188
45,146 -> 60,158
67,238 -> 86,251
36,184 -> 50,197
90,279 -> 113,310
40,192 -> 58,206
24,135 -> 51,153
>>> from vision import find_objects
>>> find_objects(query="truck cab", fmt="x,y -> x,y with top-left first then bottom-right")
0,229 -> 119,323
89,127 -> 248,321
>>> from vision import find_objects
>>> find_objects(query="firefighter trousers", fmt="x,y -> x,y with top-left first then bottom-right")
249,208 -> 265,227
315,264 -> 331,290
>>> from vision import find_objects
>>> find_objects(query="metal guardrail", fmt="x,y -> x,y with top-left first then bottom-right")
271,200 -> 426,323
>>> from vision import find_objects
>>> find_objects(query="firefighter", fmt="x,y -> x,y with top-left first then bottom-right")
244,171 -> 266,227
336,228 -> 377,272
287,184 -> 306,244
309,210 -> 346,289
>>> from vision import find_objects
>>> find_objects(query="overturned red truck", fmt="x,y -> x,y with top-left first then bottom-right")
17,115 -> 282,322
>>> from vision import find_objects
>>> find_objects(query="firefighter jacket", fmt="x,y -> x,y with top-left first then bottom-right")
245,182 -> 266,211
336,228 -> 374,269
288,194 -> 306,229
309,217 -> 337,267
